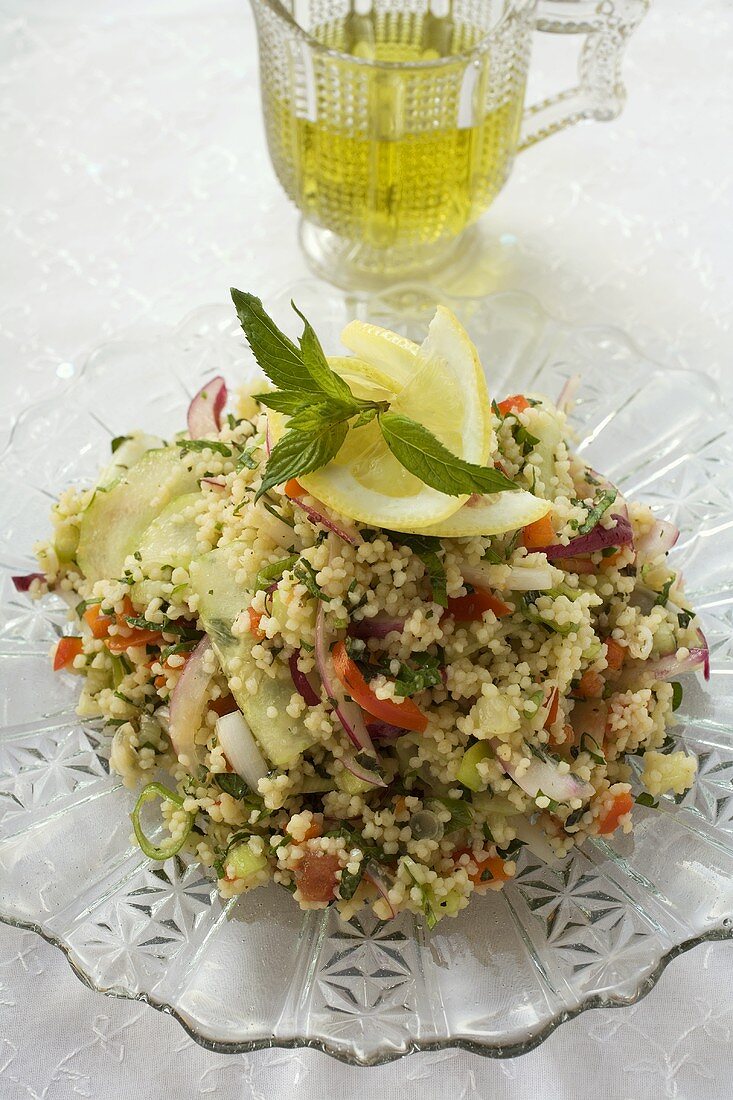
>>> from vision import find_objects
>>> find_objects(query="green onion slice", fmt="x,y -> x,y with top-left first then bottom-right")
131,781 -> 194,861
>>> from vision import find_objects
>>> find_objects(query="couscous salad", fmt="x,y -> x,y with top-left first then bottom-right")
14,291 -> 708,926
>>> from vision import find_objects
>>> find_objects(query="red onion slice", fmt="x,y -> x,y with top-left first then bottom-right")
200,477 -> 227,492
636,519 -> 680,561
12,572 -> 45,592
530,513 -> 634,560
187,376 -> 227,438
169,636 -> 214,769
348,613 -> 406,639
462,562 -> 555,593
639,646 -> 709,682
315,578 -> 379,762
697,626 -> 711,681
491,739 -> 594,803
364,860 -> 396,918
556,374 -> 581,415
290,494 -> 361,545
265,417 -> 272,457
340,751 -> 386,788
366,720 -> 405,741
289,650 -> 321,706
216,710 -> 268,789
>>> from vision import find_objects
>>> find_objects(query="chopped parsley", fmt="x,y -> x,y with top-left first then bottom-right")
177,439 -> 232,458
574,488 -> 617,536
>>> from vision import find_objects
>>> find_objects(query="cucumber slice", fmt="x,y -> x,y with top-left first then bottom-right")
77,447 -> 200,584
336,768 -> 376,796
225,842 -> 268,881
189,544 -> 315,769
137,492 -> 202,570
456,741 -> 494,792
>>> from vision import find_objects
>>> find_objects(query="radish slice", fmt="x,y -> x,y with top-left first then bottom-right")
636,519 -> 679,561
289,650 -> 321,706
349,613 -> 406,639
491,739 -> 594,803
364,860 -> 396,918
12,572 -> 45,592
187,376 -> 227,438
290,494 -> 361,545
216,710 -> 268,789
169,636 -> 214,769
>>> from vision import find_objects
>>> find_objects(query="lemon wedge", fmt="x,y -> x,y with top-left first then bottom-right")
294,307 -> 489,530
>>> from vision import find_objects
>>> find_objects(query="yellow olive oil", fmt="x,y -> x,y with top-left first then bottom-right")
265,10 -> 525,251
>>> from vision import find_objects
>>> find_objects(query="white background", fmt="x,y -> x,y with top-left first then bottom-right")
1,1 -> 732,1096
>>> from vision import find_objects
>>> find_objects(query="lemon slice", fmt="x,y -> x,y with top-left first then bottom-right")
340,320 -> 420,387
393,489 -> 552,538
294,308 -> 488,530
341,311 -> 493,458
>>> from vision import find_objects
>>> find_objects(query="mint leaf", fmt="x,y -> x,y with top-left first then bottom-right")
255,390 -> 311,416
255,423 -> 347,499
231,290 -> 320,395
378,412 -> 517,497
352,406 -> 381,429
286,399 -> 360,434
292,303 -> 357,406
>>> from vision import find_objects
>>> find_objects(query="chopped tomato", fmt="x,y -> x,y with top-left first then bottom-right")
447,587 -> 512,622
604,638 -> 626,672
331,640 -> 428,733
104,596 -> 163,653
549,722 -> 576,752
497,394 -> 529,417
53,636 -> 83,671
300,821 -> 322,841
107,626 -> 163,653
562,557 -> 596,575
598,791 -> 634,835
573,670 -> 605,700
455,848 -> 511,885
293,851 -> 341,903
522,514 -> 554,550
83,603 -> 111,639
248,607 -> 265,640
210,694 -> 238,717
284,478 -> 306,499
544,687 -> 559,730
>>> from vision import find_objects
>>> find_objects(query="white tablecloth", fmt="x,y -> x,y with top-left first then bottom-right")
1,2 -> 731,1096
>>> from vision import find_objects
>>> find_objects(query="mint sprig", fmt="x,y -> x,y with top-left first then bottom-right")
230,289 -> 518,503
378,412 -> 517,496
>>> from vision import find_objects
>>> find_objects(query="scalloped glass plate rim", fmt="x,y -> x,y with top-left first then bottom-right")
1,282 -> 732,1067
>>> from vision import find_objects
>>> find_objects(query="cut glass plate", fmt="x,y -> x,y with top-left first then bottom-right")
1,284 -> 732,1066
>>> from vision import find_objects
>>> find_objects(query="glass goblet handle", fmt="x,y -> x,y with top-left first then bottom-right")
519,0 -> 649,151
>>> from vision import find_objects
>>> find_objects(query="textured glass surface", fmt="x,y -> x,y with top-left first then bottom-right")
1,286 -> 731,1066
